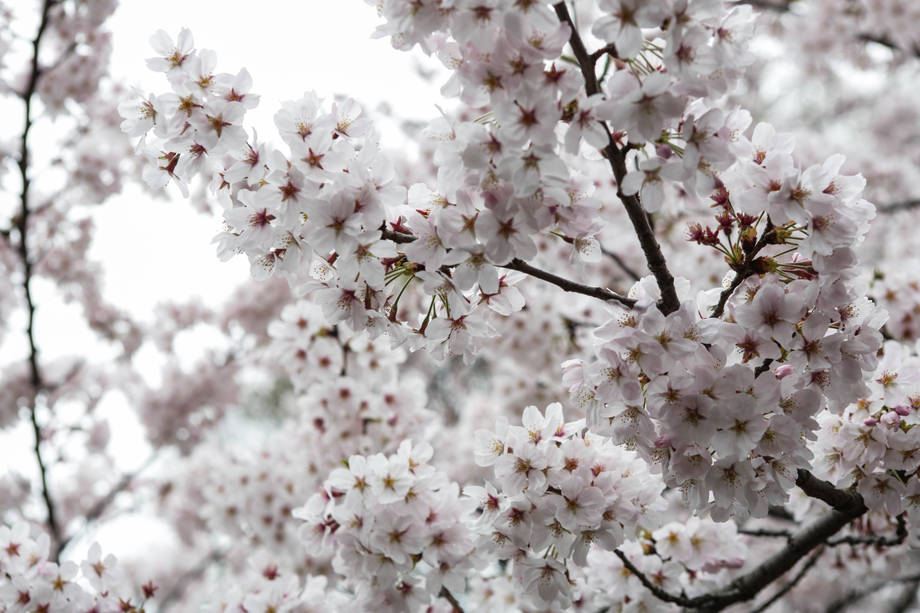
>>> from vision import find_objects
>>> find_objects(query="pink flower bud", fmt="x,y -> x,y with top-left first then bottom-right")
893,405 -> 911,416
881,411 -> 901,427
773,365 -> 795,380
863,418 -> 877,427
654,434 -> 672,449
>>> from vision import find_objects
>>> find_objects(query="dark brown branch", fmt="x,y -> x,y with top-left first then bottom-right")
439,587 -> 465,613
825,513 -> 907,548
504,258 -> 636,306
825,573 -> 920,613
156,549 -> 224,612
615,470 -> 867,611
18,0 -> 60,553
736,0 -> 798,11
589,42 -> 618,63
553,2 -> 680,315
554,232 -> 641,282
710,221 -> 774,319
751,546 -> 824,613
739,528 -> 793,539
794,469 -> 866,514
380,229 -> 637,308
552,3 -> 600,96
876,199 -> 920,214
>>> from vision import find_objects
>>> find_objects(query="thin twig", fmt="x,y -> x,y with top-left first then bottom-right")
876,199 -> 920,214
739,528 -> 793,539
825,513 -> 907,548
825,573 -> 920,613
737,0 -> 798,11
439,587 -> 465,613
751,546 -> 824,613
18,0 -> 60,554
156,549 -> 224,612
55,452 -> 160,559
380,228 -> 637,308
710,221 -> 774,319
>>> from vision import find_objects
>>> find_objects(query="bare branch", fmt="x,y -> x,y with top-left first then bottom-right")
736,0 -> 798,11
739,528 -> 793,539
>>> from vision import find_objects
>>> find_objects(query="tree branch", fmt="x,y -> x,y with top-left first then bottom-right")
54,452 -> 160,559
750,546 -> 824,613
439,587 -> 465,613
736,0 -> 798,11
18,0 -> 60,553
825,513 -> 907,548
876,199 -> 920,214
825,573 -> 920,613
156,549 -> 224,612
555,232 -> 642,282
380,229 -> 637,308
553,1 -> 680,315
710,220 -> 774,319
615,470 -> 867,611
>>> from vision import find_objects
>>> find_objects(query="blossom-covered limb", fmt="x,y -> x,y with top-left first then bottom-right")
617,472 -> 868,611
553,1 -> 680,314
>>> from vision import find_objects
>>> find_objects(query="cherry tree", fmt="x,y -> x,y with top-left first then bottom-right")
3,0 -> 920,612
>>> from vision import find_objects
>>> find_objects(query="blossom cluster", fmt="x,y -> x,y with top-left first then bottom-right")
294,440 -> 480,612
564,120 -> 887,519
0,523 -> 153,612
470,402 -> 665,608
